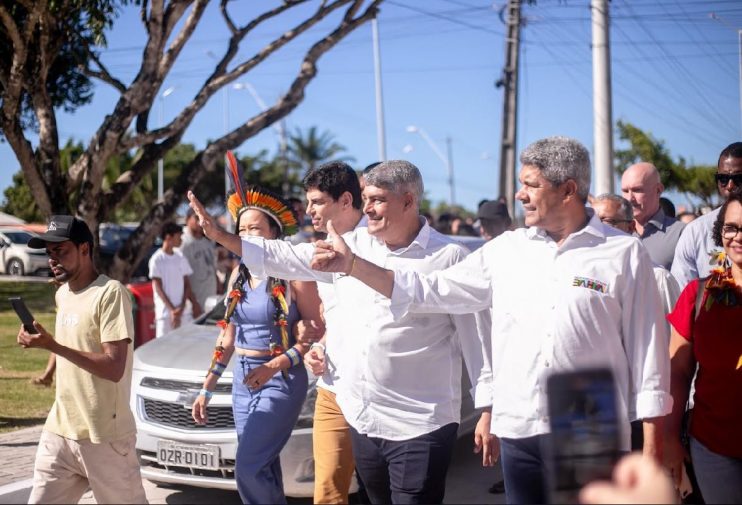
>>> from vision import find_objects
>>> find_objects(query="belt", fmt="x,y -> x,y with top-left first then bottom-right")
234,348 -> 272,357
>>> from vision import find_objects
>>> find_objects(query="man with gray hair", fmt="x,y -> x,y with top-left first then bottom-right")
187,160 -> 486,504
310,137 -> 672,504
592,193 -> 681,450
621,162 -> 685,269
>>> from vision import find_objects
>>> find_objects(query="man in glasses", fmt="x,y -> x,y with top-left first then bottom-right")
621,162 -> 685,270
592,193 -> 681,451
671,142 -> 742,288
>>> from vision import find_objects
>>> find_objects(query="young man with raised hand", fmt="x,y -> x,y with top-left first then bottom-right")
188,160 -> 485,504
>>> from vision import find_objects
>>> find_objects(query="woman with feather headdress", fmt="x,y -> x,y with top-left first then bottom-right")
192,152 -> 324,504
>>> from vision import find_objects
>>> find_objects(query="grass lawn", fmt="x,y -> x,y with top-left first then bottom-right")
0,281 -> 58,433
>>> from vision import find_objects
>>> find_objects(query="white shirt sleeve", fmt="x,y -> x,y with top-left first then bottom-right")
148,252 -> 161,279
451,310 -> 488,402
472,309 -> 494,408
391,244 -> 494,317
621,243 -> 674,419
240,236 -> 335,283
670,228 -> 697,288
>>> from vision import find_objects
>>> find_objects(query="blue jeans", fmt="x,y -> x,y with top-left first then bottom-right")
499,435 -> 548,504
232,356 -> 308,504
349,423 -> 458,504
690,436 -> 742,503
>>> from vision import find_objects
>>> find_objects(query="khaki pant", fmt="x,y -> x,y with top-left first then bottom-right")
29,430 -> 148,504
313,388 -> 356,504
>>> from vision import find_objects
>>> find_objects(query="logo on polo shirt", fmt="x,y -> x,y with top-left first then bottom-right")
572,276 -> 608,294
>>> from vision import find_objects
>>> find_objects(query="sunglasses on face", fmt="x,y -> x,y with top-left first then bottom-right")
715,173 -> 742,186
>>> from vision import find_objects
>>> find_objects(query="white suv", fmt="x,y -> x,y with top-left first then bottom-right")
0,228 -> 49,276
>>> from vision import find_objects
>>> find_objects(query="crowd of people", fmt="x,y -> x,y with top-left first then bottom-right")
15,136 -> 742,505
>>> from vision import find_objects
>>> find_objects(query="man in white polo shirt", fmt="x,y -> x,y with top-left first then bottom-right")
310,137 -> 673,504
188,160 -> 485,504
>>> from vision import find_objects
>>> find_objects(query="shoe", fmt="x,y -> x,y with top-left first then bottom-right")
489,479 -> 505,494
31,377 -> 52,387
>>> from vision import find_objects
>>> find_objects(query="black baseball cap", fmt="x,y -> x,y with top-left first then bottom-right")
477,201 -> 510,220
27,215 -> 95,249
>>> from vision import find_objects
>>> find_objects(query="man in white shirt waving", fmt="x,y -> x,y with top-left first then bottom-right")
310,137 -> 673,504
188,161 -> 485,504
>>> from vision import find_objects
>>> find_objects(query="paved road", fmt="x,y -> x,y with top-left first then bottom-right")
0,425 -> 505,504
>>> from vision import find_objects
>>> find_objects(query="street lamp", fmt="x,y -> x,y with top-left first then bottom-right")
158,86 -> 176,201
406,125 -> 456,206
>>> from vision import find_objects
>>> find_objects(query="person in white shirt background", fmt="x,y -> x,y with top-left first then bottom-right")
672,142 -> 742,288
310,136 -> 673,504
296,161 -> 366,504
148,222 -> 199,337
179,208 -> 216,315
187,160 -> 486,504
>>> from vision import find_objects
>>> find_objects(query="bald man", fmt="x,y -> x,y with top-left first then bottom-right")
621,162 -> 685,269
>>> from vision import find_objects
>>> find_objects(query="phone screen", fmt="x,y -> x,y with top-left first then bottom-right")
8,297 -> 38,334
545,368 -> 621,504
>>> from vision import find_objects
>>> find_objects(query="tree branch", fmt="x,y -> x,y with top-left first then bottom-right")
121,0 -> 346,150
82,47 -> 127,93
158,0 -> 207,81
0,4 -> 28,113
219,0 -> 237,35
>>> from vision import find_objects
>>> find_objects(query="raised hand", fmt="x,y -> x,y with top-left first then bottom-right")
311,220 -> 354,274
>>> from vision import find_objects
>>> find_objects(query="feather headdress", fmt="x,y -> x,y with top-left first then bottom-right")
225,151 -> 298,236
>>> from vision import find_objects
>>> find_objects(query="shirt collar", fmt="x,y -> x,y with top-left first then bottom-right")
525,208 -> 605,242
646,207 -> 667,230
381,216 -> 430,255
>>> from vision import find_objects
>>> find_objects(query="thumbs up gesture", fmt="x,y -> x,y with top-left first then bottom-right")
311,220 -> 354,274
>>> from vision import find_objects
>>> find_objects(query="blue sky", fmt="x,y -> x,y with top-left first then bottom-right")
2,0 -> 741,215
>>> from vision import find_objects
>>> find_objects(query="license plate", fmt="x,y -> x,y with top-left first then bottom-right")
157,440 -> 220,470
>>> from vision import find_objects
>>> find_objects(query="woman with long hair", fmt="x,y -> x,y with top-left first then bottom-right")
665,192 -> 742,503
192,154 -> 323,504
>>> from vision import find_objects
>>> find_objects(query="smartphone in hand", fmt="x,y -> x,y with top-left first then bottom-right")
545,368 -> 622,504
8,297 -> 39,334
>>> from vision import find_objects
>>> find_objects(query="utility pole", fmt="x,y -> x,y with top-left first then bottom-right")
446,136 -> 456,207
372,16 -> 387,162
591,0 -> 614,194
497,0 -> 522,220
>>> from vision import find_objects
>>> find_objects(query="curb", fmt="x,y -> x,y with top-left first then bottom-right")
0,478 -> 32,504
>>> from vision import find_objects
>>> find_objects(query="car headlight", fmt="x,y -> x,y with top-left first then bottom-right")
295,378 -> 317,429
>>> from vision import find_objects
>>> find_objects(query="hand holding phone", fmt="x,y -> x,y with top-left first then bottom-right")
545,368 -> 622,504
9,297 -> 39,334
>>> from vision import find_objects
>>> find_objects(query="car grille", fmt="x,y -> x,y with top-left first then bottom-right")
143,398 -> 235,430
140,377 -> 232,393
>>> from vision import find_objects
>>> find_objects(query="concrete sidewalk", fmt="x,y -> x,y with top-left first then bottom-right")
0,425 -> 504,504
0,425 -> 41,503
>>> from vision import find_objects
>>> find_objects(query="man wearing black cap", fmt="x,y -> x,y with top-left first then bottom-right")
17,215 -> 147,504
477,200 -> 512,241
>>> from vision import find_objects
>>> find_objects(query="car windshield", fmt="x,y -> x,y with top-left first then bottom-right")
3,231 -> 34,244
201,296 -> 227,326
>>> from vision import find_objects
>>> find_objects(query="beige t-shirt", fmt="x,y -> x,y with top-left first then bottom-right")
44,275 -> 137,443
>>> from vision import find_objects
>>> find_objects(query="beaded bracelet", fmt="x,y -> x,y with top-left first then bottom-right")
199,389 -> 213,400
285,347 -> 301,367
209,361 -> 227,377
